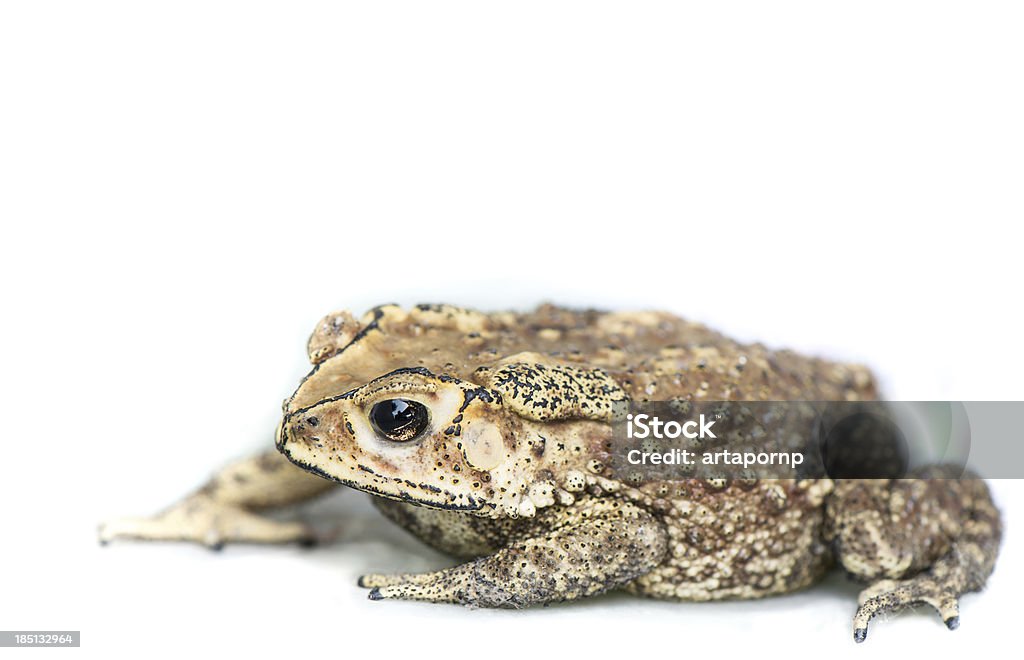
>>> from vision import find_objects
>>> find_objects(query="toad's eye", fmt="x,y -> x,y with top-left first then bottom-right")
369,399 -> 430,442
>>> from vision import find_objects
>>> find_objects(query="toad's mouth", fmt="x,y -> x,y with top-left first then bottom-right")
276,422 -> 491,513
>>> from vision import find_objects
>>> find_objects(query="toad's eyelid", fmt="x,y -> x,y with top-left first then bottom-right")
358,380 -> 437,403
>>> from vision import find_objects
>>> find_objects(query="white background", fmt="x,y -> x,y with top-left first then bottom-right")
1,1 -> 1022,659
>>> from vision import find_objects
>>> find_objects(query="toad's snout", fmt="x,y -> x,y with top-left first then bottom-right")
275,409 -> 325,454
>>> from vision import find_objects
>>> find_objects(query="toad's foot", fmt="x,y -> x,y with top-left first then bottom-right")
358,572 -> 436,588
98,493 -> 317,550
853,575 -> 959,642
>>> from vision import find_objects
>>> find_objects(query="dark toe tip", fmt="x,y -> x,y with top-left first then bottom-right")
208,542 -> 225,552
357,575 -> 369,588
854,628 -> 868,644
368,587 -> 384,601
298,537 -> 318,549
945,616 -> 960,631
99,538 -> 109,547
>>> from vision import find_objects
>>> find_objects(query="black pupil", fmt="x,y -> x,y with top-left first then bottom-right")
370,399 -> 428,441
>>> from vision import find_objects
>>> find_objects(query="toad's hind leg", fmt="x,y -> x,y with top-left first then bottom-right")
99,450 -> 336,549
826,468 -> 1001,642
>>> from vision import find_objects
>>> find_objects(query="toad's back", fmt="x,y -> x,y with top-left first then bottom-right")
298,303 -> 878,408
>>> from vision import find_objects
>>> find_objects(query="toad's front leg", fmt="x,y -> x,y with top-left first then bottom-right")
360,499 -> 667,607
99,450 -> 336,549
